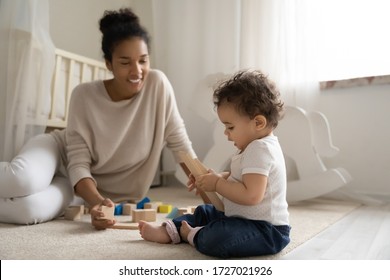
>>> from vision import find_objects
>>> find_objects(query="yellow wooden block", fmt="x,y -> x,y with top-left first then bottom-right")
158,204 -> 173,213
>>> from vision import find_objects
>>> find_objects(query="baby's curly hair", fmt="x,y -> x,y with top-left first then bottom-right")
213,70 -> 284,128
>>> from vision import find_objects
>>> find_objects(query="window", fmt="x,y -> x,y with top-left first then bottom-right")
316,0 -> 390,81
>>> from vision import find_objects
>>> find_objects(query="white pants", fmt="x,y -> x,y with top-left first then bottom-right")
0,133 -> 74,224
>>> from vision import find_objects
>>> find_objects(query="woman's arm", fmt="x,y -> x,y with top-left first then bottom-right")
74,178 -> 115,230
74,178 -> 105,206
65,85 -> 115,229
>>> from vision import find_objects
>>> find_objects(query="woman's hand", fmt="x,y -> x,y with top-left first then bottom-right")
89,198 -> 116,230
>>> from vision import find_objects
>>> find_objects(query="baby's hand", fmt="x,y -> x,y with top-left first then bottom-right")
187,173 -> 200,194
195,169 -> 220,192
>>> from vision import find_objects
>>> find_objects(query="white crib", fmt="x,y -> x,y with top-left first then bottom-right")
46,48 -> 112,129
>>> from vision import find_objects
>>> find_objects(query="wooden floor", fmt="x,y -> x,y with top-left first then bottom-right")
282,203 -> 390,260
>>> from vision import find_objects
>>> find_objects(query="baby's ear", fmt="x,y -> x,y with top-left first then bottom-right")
254,115 -> 267,130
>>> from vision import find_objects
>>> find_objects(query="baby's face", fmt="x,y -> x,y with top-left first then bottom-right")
217,102 -> 258,151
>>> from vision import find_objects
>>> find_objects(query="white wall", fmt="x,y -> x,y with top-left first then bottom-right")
48,1 -> 390,198
315,84 -> 390,198
49,0 -> 133,62
138,1 -> 390,198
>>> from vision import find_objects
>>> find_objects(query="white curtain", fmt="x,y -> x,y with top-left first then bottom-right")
149,0 -> 319,158
0,0 -> 55,161
150,0 -> 241,160
239,0 -> 320,109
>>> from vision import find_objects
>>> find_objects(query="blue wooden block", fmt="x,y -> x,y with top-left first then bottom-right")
136,197 -> 151,209
114,204 -> 123,215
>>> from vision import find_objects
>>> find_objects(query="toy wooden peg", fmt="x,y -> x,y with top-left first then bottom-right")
178,151 -> 224,211
112,222 -> 139,230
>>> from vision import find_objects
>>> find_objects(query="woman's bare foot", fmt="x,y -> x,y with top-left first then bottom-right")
179,221 -> 193,243
138,220 -> 171,243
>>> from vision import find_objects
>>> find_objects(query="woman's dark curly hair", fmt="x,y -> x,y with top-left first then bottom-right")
99,8 -> 151,61
213,70 -> 284,128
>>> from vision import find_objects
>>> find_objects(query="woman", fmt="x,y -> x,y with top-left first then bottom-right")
0,8 -> 197,229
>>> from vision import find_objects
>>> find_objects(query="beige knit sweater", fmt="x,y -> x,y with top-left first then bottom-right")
52,69 -> 195,202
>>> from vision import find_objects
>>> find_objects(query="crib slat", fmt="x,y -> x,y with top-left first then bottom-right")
64,59 -> 74,124
80,63 -> 86,83
93,66 -> 99,80
50,54 -> 62,120
47,48 -> 111,129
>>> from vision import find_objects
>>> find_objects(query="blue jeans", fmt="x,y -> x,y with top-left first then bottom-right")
172,204 -> 290,258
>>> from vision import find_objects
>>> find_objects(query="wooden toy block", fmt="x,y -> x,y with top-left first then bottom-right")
131,209 -> 157,223
189,206 -> 197,214
166,207 -> 179,219
122,203 -> 136,215
144,201 -> 162,210
178,207 -> 191,216
178,151 -> 207,176
136,197 -> 151,209
84,207 -> 90,214
158,204 -> 172,213
114,204 -> 123,215
64,205 -> 84,220
112,222 -> 139,230
98,205 -> 114,220
178,151 -> 224,211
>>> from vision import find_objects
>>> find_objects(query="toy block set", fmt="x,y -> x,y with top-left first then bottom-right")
63,196 -> 199,230
62,152 -> 219,229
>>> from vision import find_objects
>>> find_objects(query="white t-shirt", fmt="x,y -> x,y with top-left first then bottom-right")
223,136 -> 289,225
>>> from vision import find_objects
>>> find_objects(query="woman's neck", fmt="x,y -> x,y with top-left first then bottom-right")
104,79 -> 138,101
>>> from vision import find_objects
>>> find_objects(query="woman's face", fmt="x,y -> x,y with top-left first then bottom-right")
106,37 -> 150,100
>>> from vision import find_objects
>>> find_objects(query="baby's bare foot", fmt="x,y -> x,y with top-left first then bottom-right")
179,221 -> 193,243
138,220 -> 171,243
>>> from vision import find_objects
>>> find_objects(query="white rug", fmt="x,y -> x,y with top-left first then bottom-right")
0,184 -> 361,260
